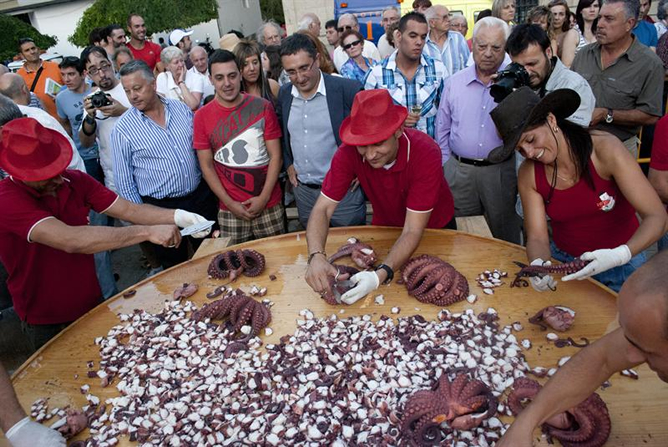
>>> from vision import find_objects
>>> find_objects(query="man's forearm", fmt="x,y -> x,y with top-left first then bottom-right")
305,202 -> 334,255
382,226 -> 425,272
513,328 -> 641,431
610,109 -> 659,127
106,200 -> 176,226
0,364 -> 26,434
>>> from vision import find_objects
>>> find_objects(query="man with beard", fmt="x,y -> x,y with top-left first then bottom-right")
126,14 -> 162,70
507,24 -> 595,127
100,24 -> 126,60
78,46 -> 131,192
497,250 -> 668,446
363,12 -> 447,139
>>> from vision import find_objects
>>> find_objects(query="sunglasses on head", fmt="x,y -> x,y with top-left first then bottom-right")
338,25 -> 353,32
342,39 -> 363,50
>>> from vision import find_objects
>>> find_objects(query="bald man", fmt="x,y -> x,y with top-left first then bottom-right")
299,13 -> 322,36
498,250 -> 668,446
0,73 -> 44,110
187,46 -> 214,100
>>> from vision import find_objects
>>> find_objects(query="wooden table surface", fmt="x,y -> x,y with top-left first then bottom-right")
6,227 -> 666,446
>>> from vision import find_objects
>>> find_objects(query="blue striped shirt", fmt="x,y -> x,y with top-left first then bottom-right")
423,31 -> 470,76
363,51 -> 447,139
111,97 -> 201,204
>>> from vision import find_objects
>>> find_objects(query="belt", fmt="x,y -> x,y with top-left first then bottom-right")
454,154 -> 493,167
300,182 -> 322,190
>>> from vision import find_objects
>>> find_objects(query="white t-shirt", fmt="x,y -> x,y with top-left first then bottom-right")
18,105 -> 86,174
378,34 -> 394,59
156,70 -> 204,103
187,66 -> 215,99
78,82 -> 131,192
333,40 -> 381,72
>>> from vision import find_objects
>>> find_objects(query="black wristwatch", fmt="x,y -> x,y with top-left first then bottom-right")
375,264 -> 394,284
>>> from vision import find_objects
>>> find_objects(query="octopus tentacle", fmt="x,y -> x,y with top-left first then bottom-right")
401,255 -> 469,306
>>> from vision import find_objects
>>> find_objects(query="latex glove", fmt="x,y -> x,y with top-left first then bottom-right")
6,417 -> 66,447
529,258 -> 557,292
173,209 -> 211,238
562,245 -> 632,282
340,271 -> 380,305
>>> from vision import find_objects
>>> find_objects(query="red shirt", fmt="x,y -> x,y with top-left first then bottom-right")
0,170 -> 118,324
321,129 -> 454,228
535,159 -> 638,256
650,116 -> 668,171
127,41 -> 162,69
193,94 -> 282,211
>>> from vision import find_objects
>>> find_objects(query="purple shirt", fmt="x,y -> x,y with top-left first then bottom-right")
435,63 -> 507,162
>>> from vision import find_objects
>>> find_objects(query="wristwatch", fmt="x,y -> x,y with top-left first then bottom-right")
375,264 -> 394,284
84,114 -> 96,126
605,108 -> 614,124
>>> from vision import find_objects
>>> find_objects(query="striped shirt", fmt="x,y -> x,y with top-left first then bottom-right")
423,31 -> 470,76
111,97 -> 201,204
363,51 -> 447,139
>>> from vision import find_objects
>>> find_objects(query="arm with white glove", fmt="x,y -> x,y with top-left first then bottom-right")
562,245 -> 631,282
340,209 -> 431,305
529,258 -> 557,292
174,209 -> 212,238
0,364 -> 65,447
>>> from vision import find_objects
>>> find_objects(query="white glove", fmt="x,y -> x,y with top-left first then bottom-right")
529,258 -> 557,292
6,417 -> 66,447
174,209 -> 211,238
562,245 -> 632,282
340,271 -> 380,305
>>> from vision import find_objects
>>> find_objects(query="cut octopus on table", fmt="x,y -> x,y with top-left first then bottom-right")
511,259 -> 591,288
51,407 -> 88,439
328,237 -> 377,269
529,305 -> 576,331
173,283 -> 198,300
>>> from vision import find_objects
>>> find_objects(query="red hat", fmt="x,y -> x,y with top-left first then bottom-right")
340,89 -> 408,146
0,117 -> 72,182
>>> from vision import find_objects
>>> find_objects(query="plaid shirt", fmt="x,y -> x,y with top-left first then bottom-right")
363,51 -> 447,139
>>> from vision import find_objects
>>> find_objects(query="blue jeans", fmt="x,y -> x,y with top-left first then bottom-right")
658,231 -> 668,252
550,241 -> 646,293
89,210 -> 117,299
83,158 -> 104,184
295,183 -> 366,229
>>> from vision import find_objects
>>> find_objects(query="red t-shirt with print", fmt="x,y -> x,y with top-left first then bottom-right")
193,94 -> 282,211
127,41 -> 162,69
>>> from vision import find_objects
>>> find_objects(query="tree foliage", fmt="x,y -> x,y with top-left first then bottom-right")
69,0 -> 218,47
0,14 -> 57,63
259,0 -> 285,24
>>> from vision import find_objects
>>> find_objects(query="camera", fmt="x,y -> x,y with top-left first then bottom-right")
88,91 -> 112,108
490,62 -> 531,103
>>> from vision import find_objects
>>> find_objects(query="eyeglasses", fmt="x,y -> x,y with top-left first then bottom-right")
342,39 -> 363,50
87,62 -> 113,76
285,59 -> 316,78
337,25 -> 353,32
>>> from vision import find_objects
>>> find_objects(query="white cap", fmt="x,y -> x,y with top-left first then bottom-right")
169,29 -> 193,46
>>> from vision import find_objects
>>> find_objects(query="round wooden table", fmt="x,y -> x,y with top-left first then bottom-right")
6,227 -> 667,446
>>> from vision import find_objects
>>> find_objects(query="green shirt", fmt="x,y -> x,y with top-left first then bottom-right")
571,36 -> 663,141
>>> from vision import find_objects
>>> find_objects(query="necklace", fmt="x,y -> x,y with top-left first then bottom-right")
556,172 -> 577,183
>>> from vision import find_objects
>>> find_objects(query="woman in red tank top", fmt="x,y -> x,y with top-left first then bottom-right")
489,88 -> 666,292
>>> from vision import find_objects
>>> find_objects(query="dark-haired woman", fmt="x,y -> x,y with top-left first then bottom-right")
234,39 -> 279,103
548,0 -> 579,67
575,0 -> 599,48
490,88 -> 666,292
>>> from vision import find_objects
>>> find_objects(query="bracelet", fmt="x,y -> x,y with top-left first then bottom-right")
307,251 -> 326,265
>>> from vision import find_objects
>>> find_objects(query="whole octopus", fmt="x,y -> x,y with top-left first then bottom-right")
400,255 -> 469,306
511,259 -> 590,288
401,372 -> 498,446
207,249 -> 265,280
191,290 -> 271,346
507,377 -> 611,447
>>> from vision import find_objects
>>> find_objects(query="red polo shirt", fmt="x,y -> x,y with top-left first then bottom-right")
321,128 -> 454,228
0,170 -> 118,324
127,41 -> 162,69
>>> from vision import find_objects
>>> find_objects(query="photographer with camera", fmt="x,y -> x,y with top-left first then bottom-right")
78,46 -> 131,193
504,24 -> 595,127
435,17 -> 521,244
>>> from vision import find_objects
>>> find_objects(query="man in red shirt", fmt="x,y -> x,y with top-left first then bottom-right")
305,89 -> 455,304
126,14 -> 162,70
0,118 -> 210,350
649,115 -> 668,251
194,50 -> 284,245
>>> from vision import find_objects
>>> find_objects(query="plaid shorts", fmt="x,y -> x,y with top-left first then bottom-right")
218,203 -> 286,245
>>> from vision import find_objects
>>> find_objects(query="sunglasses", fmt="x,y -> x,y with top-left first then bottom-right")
342,39 -> 363,50
337,25 -> 353,32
